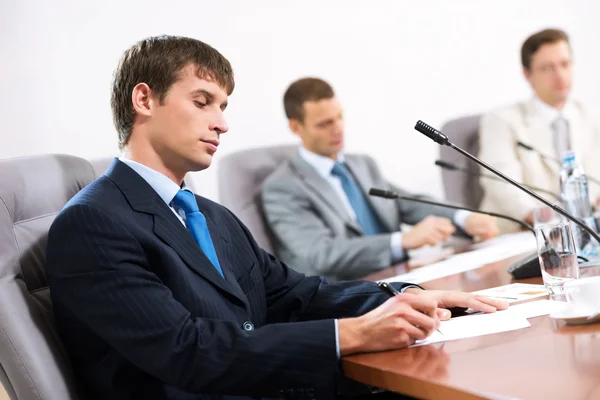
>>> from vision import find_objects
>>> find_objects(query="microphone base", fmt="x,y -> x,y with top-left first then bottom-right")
508,252 -> 600,279
508,252 -> 542,279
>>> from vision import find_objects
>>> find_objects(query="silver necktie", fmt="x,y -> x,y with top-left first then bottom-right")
551,116 -> 571,159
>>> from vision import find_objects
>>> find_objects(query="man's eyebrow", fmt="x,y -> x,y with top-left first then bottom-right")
190,89 -> 214,100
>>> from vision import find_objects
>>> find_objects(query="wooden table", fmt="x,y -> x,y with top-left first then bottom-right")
342,252 -> 600,400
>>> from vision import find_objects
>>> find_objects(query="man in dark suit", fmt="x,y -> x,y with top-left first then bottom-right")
46,36 -> 506,400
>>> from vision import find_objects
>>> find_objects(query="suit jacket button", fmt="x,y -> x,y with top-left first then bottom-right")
242,321 -> 254,331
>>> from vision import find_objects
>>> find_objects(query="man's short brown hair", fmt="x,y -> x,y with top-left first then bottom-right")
521,28 -> 570,70
283,78 -> 335,122
111,35 -> 235,149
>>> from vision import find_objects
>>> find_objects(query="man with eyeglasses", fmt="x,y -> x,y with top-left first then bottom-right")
478,28 -> 600,232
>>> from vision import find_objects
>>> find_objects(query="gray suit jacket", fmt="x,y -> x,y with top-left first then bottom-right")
262,153 -> 457,281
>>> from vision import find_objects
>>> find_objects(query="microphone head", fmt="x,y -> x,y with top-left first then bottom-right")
517,141 -> 534,151
434,160 -> 457,170
368,188 -> 398,199
414,121 -> 450,145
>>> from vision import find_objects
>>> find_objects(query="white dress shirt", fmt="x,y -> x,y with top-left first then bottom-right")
119,157 -> 192,226
298,147 -> 470,261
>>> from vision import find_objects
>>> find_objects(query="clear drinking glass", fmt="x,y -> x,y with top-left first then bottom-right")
533,206 -> 564,227
534,221 -> 579,295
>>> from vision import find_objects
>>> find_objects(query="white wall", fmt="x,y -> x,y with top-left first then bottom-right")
2,0 -> 600,200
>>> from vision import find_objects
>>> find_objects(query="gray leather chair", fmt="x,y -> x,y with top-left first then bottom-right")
0,154 -> 99,399
218,145 -> 299,254
89,157 -> 114,179
439,115 -> 484,209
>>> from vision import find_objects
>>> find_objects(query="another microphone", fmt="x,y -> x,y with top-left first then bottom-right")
368,188 -> 533,233
517,140 -> 600,186
516,141 -> 561,164
434,160 -> 561,201
368,188 -> 569,278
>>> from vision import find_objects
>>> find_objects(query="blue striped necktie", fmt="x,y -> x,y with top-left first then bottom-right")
330,162 -> 384,235
172,190 -> 224,278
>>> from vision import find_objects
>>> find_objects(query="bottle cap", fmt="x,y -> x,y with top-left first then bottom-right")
562,150 -> 576,163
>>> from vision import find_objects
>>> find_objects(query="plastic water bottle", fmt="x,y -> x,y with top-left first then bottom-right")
559,151 -> 598,256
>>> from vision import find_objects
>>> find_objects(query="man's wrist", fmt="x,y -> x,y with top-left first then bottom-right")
338,317 -> 365,357
402,286 -> 423,295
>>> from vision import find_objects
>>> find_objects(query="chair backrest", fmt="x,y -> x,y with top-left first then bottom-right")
89,157 -> 114,179
218,145 -> 299,254
439,115 -> 484,209
0,154 -> 97,399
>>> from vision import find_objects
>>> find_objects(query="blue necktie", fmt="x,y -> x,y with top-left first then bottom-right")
330,162 -> 384,235
172,190 -> 224,278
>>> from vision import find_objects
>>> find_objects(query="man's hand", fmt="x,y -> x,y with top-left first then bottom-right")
404,288 -> 509,319
338,288 -> 509,357
524,210 -> 535,226
402,216 -> 456,250
338,293 -> 439,356
464,213 -> 499,240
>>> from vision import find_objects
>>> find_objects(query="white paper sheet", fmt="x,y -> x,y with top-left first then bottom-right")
384,232 -> 536,284
473,283 -> 548,303
504,299 -> 568,319
412,310 -> 531,347
411,299 -> 567,347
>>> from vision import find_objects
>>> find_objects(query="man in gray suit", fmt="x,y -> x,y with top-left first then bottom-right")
262,78 -> 499,281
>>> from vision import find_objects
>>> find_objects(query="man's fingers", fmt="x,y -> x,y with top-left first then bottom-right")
401,294 -> 438,317
436,308 -> 451,321
397,318 -> 430,341
400,308 -> 437,336
473,295 -> 510,310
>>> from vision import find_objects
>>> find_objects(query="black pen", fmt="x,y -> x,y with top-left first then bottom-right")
377,281 -> 443,336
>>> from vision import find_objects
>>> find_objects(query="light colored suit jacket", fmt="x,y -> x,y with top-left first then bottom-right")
479,99 -> 600,232
262,153 -> 457,281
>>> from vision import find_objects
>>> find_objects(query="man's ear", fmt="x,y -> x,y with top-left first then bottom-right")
131,83 -> 154,117
522,67 -> 532,84
289,118 -> 302,136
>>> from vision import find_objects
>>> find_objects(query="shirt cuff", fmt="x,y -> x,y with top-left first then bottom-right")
390,231 -> 405,262
453,210 -> 471,229
335,319 -> 340,359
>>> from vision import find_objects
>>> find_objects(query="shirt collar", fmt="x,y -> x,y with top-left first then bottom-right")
298,147 -> 345,178
532,96 -> 576,123
119,156 -> 189,205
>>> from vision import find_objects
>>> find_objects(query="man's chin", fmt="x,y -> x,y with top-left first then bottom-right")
187,156 -> 213,172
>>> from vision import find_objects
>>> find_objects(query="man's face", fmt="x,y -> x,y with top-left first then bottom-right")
146,64 -> 229,174
524,40 -> 572,107
291,98 -> 345,159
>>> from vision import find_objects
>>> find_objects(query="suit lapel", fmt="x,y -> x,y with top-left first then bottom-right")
106,159 -> 246,305
202,211 -> 248,303
290,154 -> 363,234
344,156 -> 397,232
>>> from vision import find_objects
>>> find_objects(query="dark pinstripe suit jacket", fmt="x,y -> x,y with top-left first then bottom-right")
46,159 -> 412,400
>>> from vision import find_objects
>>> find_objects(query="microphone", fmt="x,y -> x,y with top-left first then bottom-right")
434,160 -> 561,201
368,187 -> 585,278
517,140 -> 600,186
517,141 -> 561,164
415,119 -> 600,245
415,120 -> 600,277
368,188 -> 533,233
